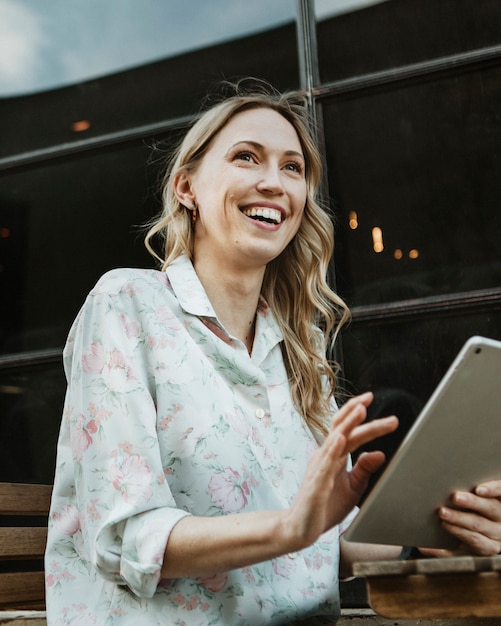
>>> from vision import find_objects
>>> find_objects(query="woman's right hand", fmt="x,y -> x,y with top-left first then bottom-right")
284,392 -> 398,550
162,392 -> 398,579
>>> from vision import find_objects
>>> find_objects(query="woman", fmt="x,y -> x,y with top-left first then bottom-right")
45,83 -> 501,625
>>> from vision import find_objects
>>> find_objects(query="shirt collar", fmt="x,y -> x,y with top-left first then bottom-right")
165,254 -> 216,318
165,254 -> 284,353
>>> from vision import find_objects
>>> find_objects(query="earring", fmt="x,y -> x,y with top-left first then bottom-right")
191,202 -> 198,226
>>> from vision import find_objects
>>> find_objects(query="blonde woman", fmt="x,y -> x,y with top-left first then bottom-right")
46,83 -> 501,625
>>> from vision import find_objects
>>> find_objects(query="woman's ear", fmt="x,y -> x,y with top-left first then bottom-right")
173,171 -> 196,207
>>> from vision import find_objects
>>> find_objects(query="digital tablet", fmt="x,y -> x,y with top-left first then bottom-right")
344,335 -> 501,549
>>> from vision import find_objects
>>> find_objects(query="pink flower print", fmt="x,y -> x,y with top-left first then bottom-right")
119,313 -> 141,339
45,558 -> 77,592
157,473 -> 166,485
119,441 -> 133,454
272,556 -> 297,578
82,342 -> 105,374
311,552 -> 324,570
68,612 -> 97,626
86,419 -> 98,434
72,413 -> 97,460
87,403 -> 111,425
251,426 -> 271,459
242,567 -> 256,583
102,348 -> 138,392
197,571 -> 228,593
208,467 -> 251,513
123,282 -> 137,297
156,305 -> 174,323
172,593 -> 185,606
224,408 -> 249,438
157,334 -> 168,349
86,499 -> 101,521
185,595 -> 200,611
110,454 -> 153,504
52,504 -> 80,535
159,414 -> 174,430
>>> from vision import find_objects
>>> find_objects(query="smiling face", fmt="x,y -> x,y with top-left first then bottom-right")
175,107 -> 308,275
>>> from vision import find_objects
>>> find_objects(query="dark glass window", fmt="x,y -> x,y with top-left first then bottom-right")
323,63 -> 501,306
317,0 -> 501,83
0,136 -> 174,355
0,2 -> 298,160
342,308 -> 501,472
0,362 -> 65,483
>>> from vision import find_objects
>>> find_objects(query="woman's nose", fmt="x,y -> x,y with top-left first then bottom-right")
256,164 -> 285,194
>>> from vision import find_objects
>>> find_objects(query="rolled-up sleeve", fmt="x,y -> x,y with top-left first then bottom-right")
59,283 -> 190,598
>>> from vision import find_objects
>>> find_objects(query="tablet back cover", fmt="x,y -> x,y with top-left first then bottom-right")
344,335 -> 501,549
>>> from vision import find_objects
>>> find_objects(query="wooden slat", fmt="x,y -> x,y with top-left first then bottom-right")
366,571 -> 501,619
354,555 -> 501,577
0,484 -> 52,517
0,572 -> 45,609
0,528 -> 47,560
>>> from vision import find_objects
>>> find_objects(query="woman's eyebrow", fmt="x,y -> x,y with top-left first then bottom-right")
229,140 -> 304,160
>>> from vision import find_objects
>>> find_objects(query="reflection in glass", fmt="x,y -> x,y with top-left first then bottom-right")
0,134 -> 172,355
316,0 -> 501,83
0,5 -> 298,159
0,0 -> 296,96
323,64 -> 501,305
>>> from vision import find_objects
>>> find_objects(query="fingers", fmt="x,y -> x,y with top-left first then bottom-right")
438,504 -> 501,556
452,490 -> 501,522
345,416 -> 399,454
349,451 -> 386,496
475,480 -> 501,499
330,392 -> 399,454
330,392 -> 374,430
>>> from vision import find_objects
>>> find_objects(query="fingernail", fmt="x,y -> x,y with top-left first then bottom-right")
454,493 -> 467,506
476,486 -> 489,496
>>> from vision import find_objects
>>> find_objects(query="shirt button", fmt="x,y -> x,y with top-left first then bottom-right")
272,477 -> 281,487
255,408 -> 266,419
287,552 -> 297,559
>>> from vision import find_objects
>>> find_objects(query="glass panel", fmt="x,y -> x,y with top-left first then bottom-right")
0,0 -> 296,96
0,363 -> 65,483
316,0 -> 501,83
340,309 -> 501,485
322,64 -> 501,306
0,134 -> 176,355
0,1 -> 298,158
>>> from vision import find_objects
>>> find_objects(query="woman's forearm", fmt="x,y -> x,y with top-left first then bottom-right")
161,509 -> 301,579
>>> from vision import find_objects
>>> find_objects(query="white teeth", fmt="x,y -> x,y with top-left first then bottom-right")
242,207 -> 282,224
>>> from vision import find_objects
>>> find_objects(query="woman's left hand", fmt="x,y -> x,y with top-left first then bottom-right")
420,479 -> 501,558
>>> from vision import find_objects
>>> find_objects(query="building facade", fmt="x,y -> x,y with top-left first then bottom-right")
1,0 -> 500,605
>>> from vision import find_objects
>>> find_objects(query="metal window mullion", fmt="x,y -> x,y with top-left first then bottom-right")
296,0 -> 320,94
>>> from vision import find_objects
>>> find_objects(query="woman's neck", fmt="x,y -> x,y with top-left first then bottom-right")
193,257 -> 264,353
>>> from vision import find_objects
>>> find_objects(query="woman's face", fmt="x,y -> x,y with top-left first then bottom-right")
180,107 -> 308,273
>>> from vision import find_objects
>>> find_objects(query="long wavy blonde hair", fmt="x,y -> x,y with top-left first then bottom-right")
145,83 -> 350,435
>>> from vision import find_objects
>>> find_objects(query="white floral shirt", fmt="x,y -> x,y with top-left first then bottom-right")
45,254 -> 356,626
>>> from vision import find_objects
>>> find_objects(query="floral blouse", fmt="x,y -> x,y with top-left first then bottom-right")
45,254 -> 356,625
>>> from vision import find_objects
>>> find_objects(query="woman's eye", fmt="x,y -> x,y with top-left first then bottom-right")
285,162 -> 303,174
234,151 -> 254,162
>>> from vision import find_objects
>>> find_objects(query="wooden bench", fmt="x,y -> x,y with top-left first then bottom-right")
0,482 -> 51,620
354,555 -> 501,620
